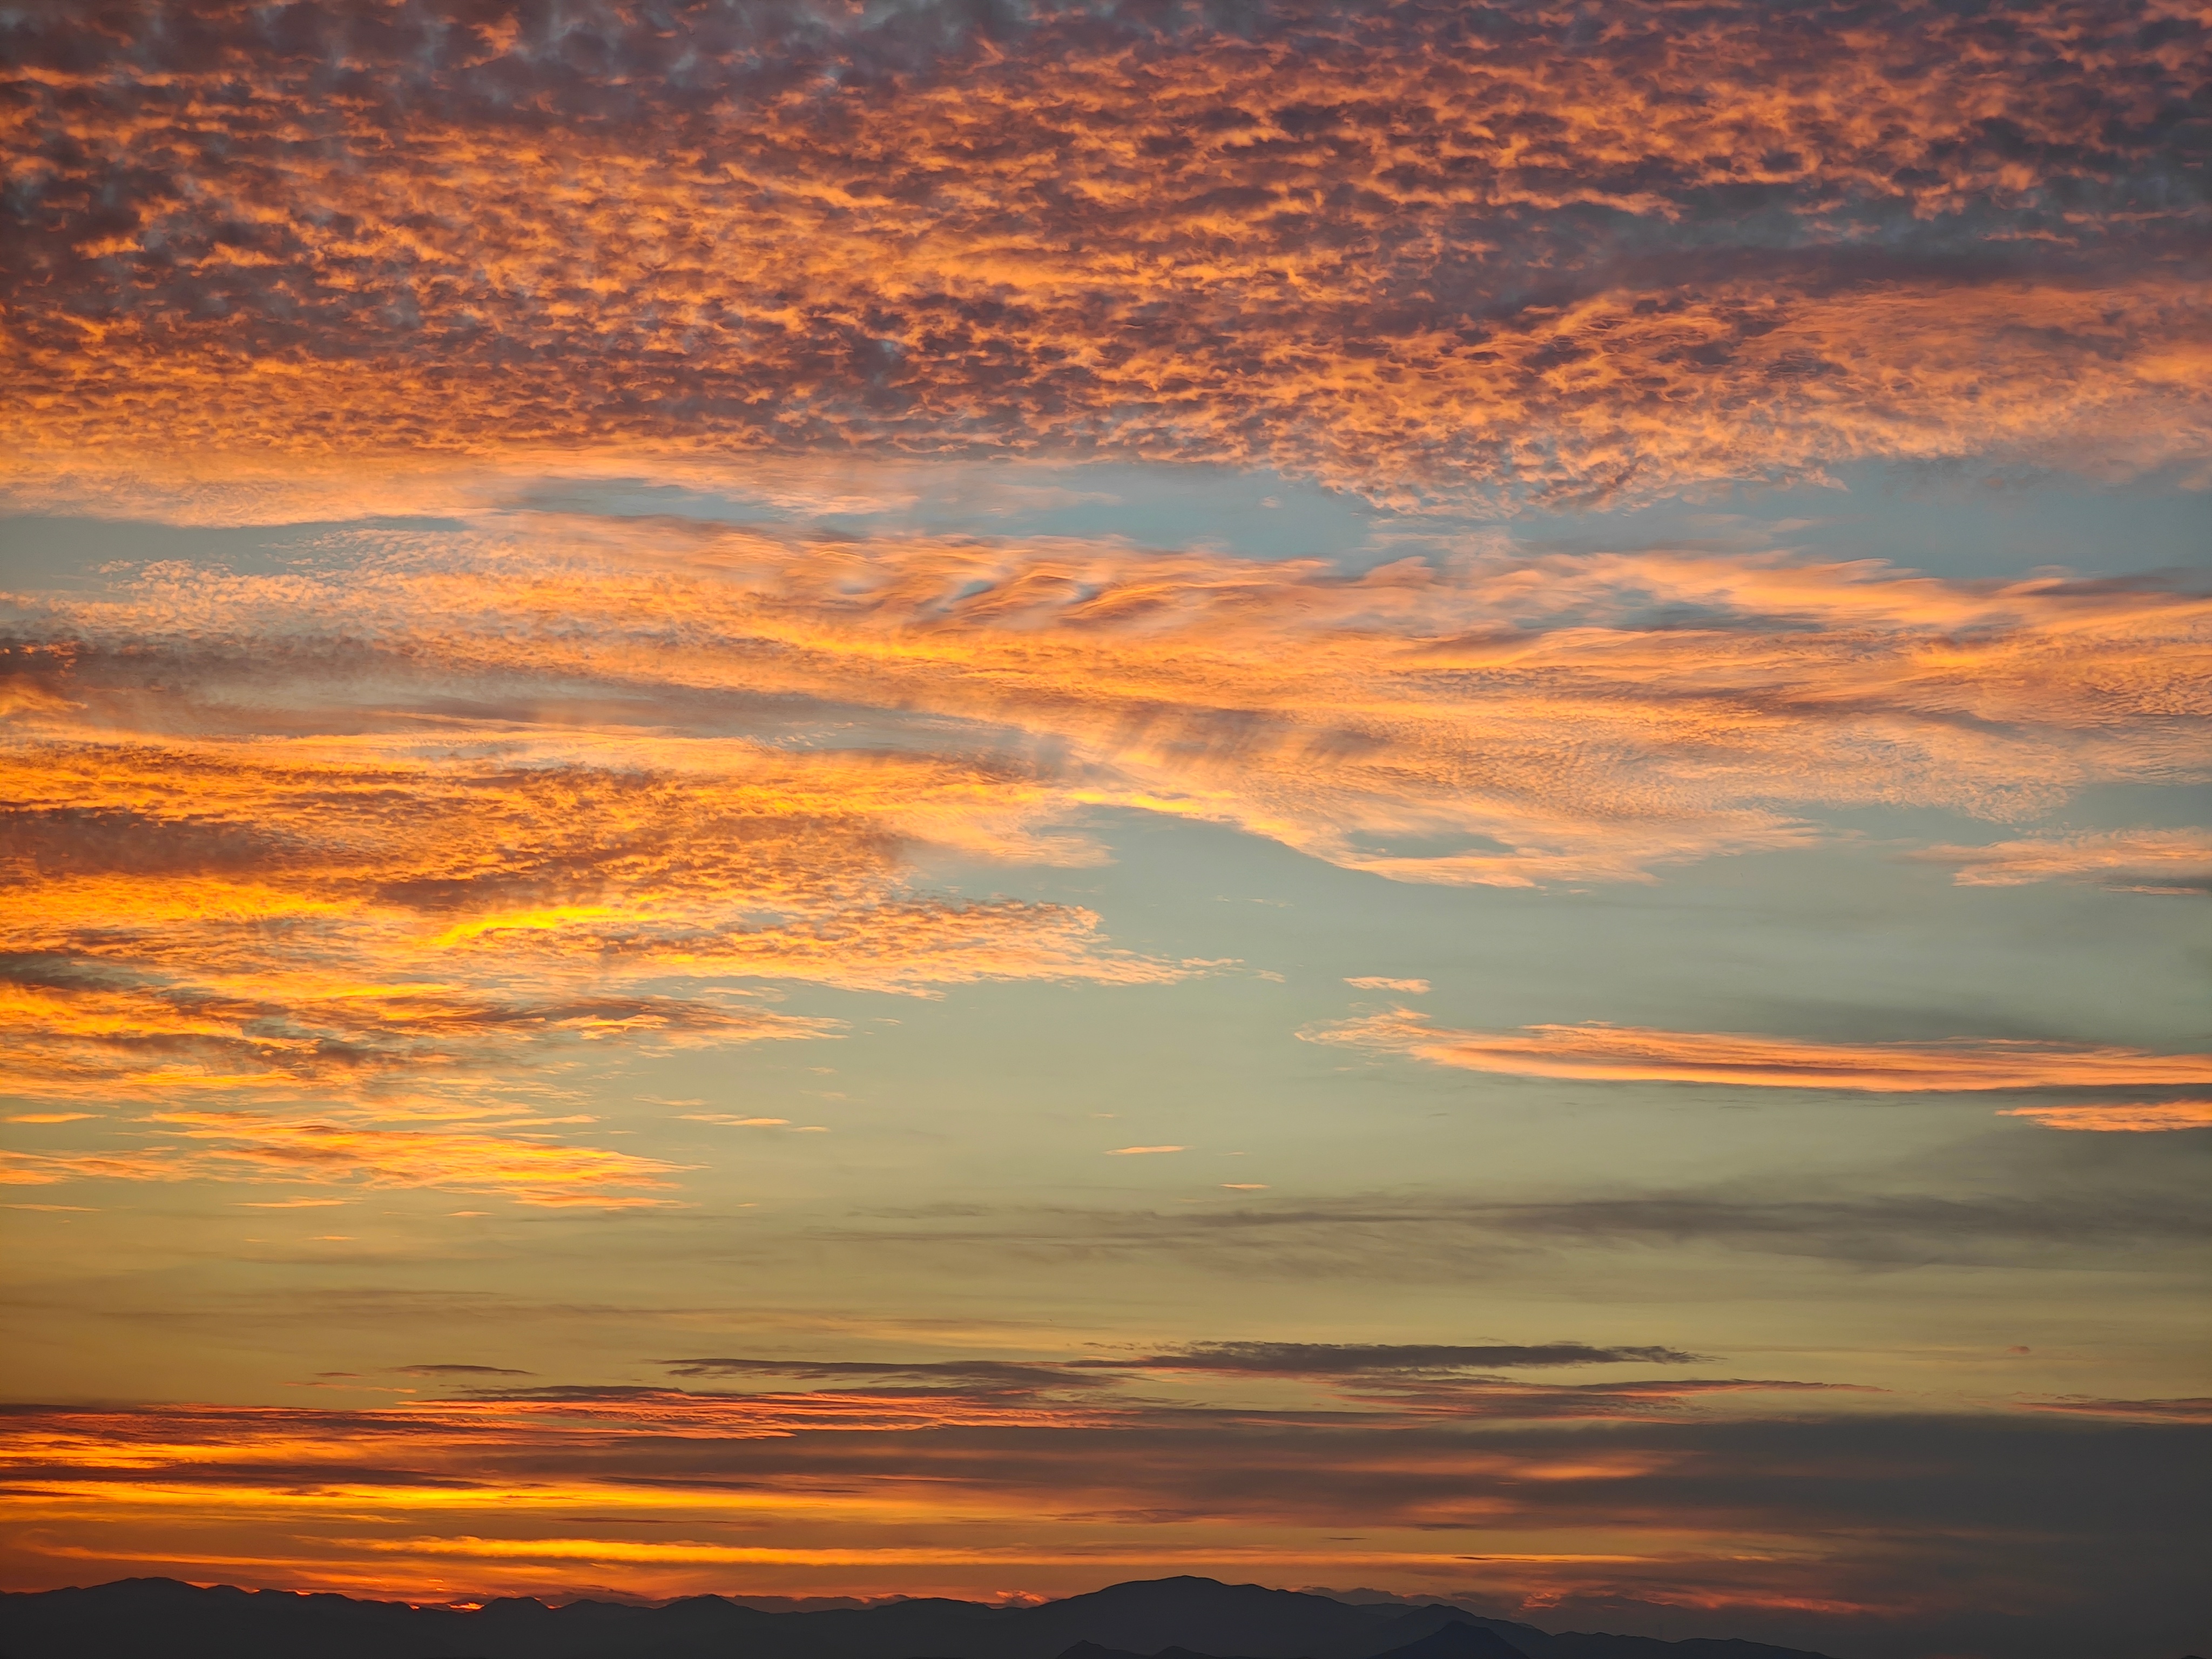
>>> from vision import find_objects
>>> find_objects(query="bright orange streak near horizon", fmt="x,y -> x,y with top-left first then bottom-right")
0,1385 -> 2067,1612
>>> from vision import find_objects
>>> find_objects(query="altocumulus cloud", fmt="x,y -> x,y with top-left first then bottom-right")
3,0 -> 2207,510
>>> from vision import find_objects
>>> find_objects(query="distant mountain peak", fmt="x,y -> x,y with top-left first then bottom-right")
0,1574 -> 1835,1659
1367,1621 -> 1532,1659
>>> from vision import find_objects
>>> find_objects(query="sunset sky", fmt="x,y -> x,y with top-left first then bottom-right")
1,3 -> 2207,1656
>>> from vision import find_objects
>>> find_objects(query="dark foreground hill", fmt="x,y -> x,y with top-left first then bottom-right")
0,1573 -> 1838,1659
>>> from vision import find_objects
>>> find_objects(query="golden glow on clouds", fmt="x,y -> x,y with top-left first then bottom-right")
0,632 -> 1195,1202
1996,1101 -> 2212,1132
4,1 -> 2207,505
1912,828 -> 2212,894
1,3 -> 2204,1633
1313,1004 -> 2212,1131
17,521 -> 2207,894
0,1374 -> 1959,1607
4,519 -> 2204,1197
1,1366 -> 2187,1613
1308,1010 -> 2212,1094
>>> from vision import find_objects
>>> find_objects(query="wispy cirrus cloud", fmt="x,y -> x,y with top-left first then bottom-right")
2017,1394 -> 2212,1422
7,521 -> 2204,1199
1911,829 -> 2212,895
1068,1342 -> 1707,1374
13,521 -> 2206,893
661,1343 -> 1722,1394
0,1109 -> 697,1208
0,578 -> 1199,1200
3,0 -> 2205,508
659,1357 -> 1116,1393
1301,1010 -> 2212,1092
1996,1101 -> 2212,1132
830,1183 -> 2210,1276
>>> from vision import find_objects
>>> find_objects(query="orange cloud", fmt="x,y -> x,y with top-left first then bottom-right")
4,2 -> 2205,505
1912,830 -> 2212,894
0,654 -> 1194,1202
2016,1395 -> 2212,1422
0,1373 -> 2173,1626
1997,1101 -> 2212,1131
1305,1010 -> 2212,1092
16,522 -> 2206,892
0,1120 -> 691,1208
6,522 -> 2203,1198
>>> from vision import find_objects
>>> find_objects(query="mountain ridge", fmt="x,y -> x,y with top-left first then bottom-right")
0,1574 -> 1839,1659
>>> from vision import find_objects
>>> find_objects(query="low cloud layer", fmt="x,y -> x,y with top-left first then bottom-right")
1,1370 -> 2201,1657
1068,1342 -> 1708,1374
831,1179 -> 2211,1276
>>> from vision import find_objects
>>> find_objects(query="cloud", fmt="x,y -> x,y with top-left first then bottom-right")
1304,1010 -> 2212,1092
1997,1101 -> 2212,1131
14,521 -> 2206,899
831,1183 -> 2210,1275
1,545 -> 1232,1202
4,0 -> 2205,508
1069,1343 -> 1708,1374
2,1113 -> 694,1209
0,1382 -> 2201,1657
658,1357 -> 1113,1394
0,967 -> 824,1204
1323,1376 -> 1883,1419
2017,1395 -> 2212,1423
1344,978 -> 1431,994
4,503 -> 2204,1212
1911,829 -> 2212,895
1105,1146 -> 1188,1156
649,1344 -> 1719,1397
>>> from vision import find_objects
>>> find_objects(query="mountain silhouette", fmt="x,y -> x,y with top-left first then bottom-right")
1057,1618 -> 1537,1659
1368,1621 -> 1534,1659
0,1574 -> 1838,1659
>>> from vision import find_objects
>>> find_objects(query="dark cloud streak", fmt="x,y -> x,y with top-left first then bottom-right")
1067,1343 -> 1709,1373
833,1182 -> 2212,1275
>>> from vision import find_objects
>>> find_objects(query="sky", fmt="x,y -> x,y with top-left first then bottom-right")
0,3 -> 2207,1657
